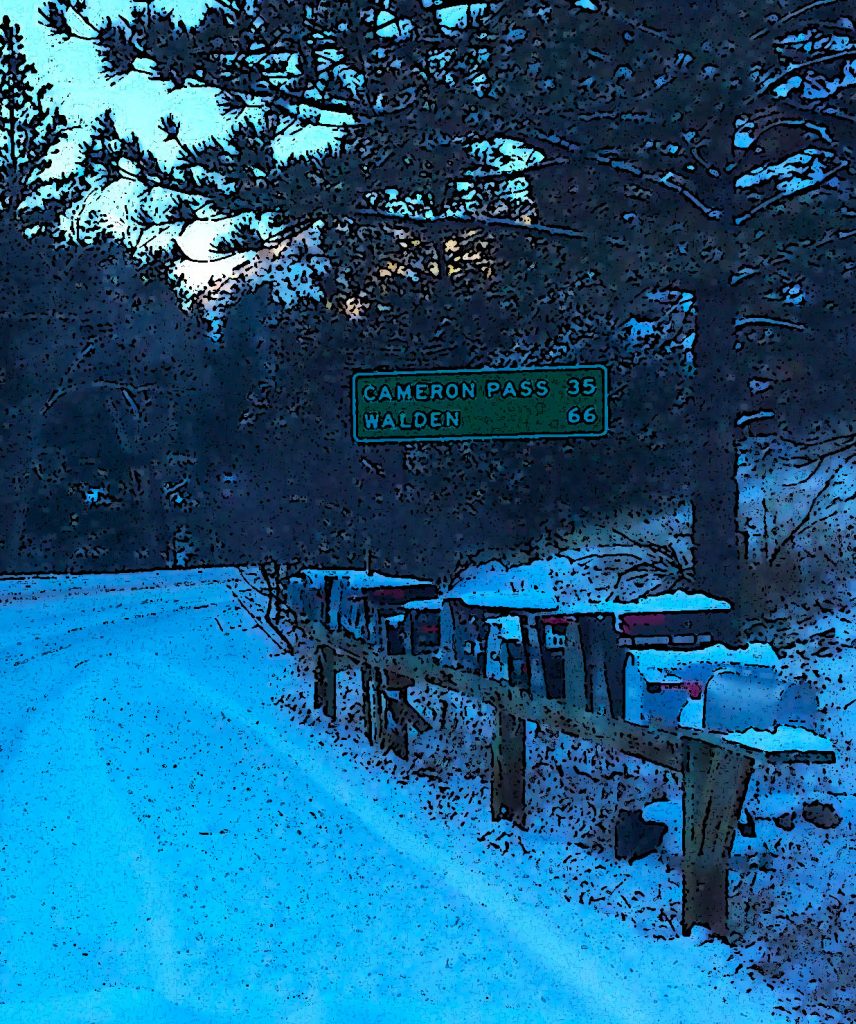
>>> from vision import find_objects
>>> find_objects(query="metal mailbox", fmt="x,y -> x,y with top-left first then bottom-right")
530,595 -> 732,718
401,599 -> 443,656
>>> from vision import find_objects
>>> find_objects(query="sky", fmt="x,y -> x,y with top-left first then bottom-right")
8,1 -> 481,169
5,1 -> 341,270
9,1 -> 853,172
8,1 -> 227,163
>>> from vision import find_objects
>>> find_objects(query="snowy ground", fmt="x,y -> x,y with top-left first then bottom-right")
0,568 -> 841,1023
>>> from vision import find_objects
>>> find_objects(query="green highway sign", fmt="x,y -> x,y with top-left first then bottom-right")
352,366 -> 608,443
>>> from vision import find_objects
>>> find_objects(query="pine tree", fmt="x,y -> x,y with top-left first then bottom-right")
469,0 -> 855,601
0,16 -> 73,228
45,1 -> 856,601
0,228 -> 208,572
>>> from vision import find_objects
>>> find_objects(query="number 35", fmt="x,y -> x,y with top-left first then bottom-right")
567,377 -> 597,396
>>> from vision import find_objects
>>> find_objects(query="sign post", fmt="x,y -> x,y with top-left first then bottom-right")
352,366 -> 608,443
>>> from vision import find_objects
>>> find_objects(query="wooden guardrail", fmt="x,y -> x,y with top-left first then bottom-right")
286,614 -> 835,941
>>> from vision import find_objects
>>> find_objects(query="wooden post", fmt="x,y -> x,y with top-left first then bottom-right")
564,619 -> 587,710
682,737 -> 755,938
322,576 -> 336,630
518,623 -> 534,695
313,648 -> 324,710
578,615 -> 609,714
490,705 -> 527,829
374,668 -> 386,745
360,664 -> 386,746
523,617 -> 547,698
578,614 -> 627,718
363,666 -> 385,746
361,664 -> 374,742
384,691 -> 431,761
382,693 -> 409,760
315,644 -> 337,721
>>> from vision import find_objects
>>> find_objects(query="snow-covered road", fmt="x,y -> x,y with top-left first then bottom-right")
0,569 -> 786,1023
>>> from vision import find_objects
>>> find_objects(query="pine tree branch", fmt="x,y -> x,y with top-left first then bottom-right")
733,117 -> 832,164
458,158 -> 568,184
751,0 -> 847,40
735,315 -> 806,331
531,131 -> 722,219
355,207 -> 586,240
732,222 -> 856,285
735,160 -> 848,224
760,49 -> 856,96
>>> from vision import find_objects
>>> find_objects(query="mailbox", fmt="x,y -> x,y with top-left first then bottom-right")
704,667 -> 818,733
440,596 -> 555,687
616,610 -> 723,648
625,643 -> 781,729
384,614 -> 408,656
286,569 -> 354,628
442,598 -> 491,674
484,616 -> 525,682
533,615 -> 576,701
403,600 -> 442,656
529,592 -> 732,717
330,574 -> 437,645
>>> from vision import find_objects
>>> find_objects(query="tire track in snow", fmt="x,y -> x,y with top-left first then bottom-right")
0,664 -> 189,1009
171,653 -> 707,1024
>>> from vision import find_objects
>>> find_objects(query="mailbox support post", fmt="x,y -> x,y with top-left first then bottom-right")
314,644 -> 337,721
361,666 -> 385,746
373,668 -> 385,745
360,665 -> 374,742
313,650 -> 324,710
384,690 -> 431,761
491,706 -> 527,829
681,737 -> 755,938
578,615 -> 627,718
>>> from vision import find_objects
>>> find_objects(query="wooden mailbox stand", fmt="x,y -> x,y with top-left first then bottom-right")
294,611 -> 833,940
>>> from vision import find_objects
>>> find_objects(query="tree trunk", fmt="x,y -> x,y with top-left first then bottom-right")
141,464 -> 167,569
690,284 -> 746,613
4,413 -> 41,572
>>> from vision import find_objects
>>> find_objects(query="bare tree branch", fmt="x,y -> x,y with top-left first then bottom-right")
770,480 -> 856,564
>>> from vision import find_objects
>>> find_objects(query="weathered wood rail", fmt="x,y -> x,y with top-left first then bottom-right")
288,612 -> 836,940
